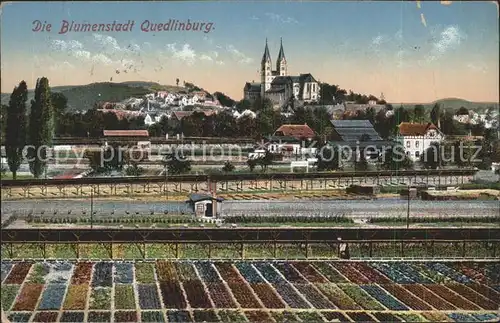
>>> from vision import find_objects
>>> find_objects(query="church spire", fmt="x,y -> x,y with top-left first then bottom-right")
261,38 -> 271,64
277,37 -> 286,62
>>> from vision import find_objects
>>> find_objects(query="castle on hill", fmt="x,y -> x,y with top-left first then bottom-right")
243,38 -> 321,109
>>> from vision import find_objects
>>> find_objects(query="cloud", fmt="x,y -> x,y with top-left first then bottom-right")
467,62 -> 488,73
165,43 -> 197,65
50,39 -> 84,52
49,61 -> 74,71
93,33 -> 121,52
426,25 -> 465,62
226,45 -> 253,64
264,12 -> 298,24
50,39 -> 120,68
250,15 -> 259,20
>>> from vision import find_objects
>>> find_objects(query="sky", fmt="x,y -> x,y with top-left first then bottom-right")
1,1 -> 499,103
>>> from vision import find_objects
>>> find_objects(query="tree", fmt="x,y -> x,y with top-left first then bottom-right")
176,78 -> 179,86
213,92 -> 235,107
413,105 -> 425,123
420,142 -> 444,169
247,158 -> 257,172
27,77 -> 53,178
222,161 -> 235,173
235,99 -> 252,112
256,105 -> 275,136
5,81 -> 28,180
430,103 -> 441,128
456,106 -> 469,115
451,140 -> 473,168
257,150 -> 273,171
354,149 -> 369,171
163,153 -> 191,175
381,145 -> 413,170
315,144 -> 340,171
394,106 -> 412,125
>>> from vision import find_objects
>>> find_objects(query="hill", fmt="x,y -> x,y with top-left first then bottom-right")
392,98 -> 498,113
1,82 -> 186,112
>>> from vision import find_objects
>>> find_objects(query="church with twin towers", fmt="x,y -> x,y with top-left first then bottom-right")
244,38 -> 321,109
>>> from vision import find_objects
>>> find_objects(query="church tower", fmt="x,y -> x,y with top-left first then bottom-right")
261,38 -> 272,97
276,37 -> 287,76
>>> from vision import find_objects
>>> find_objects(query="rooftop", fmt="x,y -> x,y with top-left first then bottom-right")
398,122 -> 439,136
274,124 -> 315,139
102,130 -> 149,137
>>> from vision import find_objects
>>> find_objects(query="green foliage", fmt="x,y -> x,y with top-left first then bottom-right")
163,153 -> 191,175
247,158 -> 257,172
213,91 -> 235,107
456,106 -> 469,115
381,145 -> 413,170
257,150 -> 274,171
413,104 -> 425,123
222,161 -> 235,173
420,142 -> 445,169
85,146 -> 125,173
27,77 -> 53,178
430,103 -> 441,126
125,163 -> 144,176
6,80 -> 28,179
315,144 -> 340,171
235,99 -> 251,112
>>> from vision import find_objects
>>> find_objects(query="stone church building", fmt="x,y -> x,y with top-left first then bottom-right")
244,39 -> 320,109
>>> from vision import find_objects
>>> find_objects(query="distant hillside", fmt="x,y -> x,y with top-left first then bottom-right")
1,81 -> 186,112
392,98 -> 498,113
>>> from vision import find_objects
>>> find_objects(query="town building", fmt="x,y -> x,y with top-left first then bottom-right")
243,38 -> 320,110
397,122 -> 444,161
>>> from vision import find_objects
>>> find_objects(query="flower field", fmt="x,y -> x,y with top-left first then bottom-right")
1,260 -> 498,322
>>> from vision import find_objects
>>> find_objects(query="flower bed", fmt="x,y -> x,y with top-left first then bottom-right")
7,313 -> 31,323
402,284 -> 455,310
60,311 -> 85,322
135,262 -> 156,283
321,311 -> 350,322
62,284 -> 88,310
464,282 -> 500,304
12,283 -> 44,311
206,283 -> 237,308
445,283 -> 498,310
195,262 -> 220,283
87,311 -> 111,322
192,310 -> 219,322
273,263 -> 307,283
114,310 -> 137,322
46,262 -> 73,284
137,284 -> 162,309
293,284 -> 334,309
424,284 -> 480,310
338,284 -> 385,310
114,284 -> 136,309
361,285 -> 409,311
296,311 -> 325,322
290,262 -> 328,283
235,263 -> 264,283
450,262 -> 488,284
371,263 -> 414,284
217,310 -> 247,322
314,283 -> 361,310
392,263 -> 433,283
38,283 -> 67,310
448,312 -> 479,322
1,262 -> 13,283
425,262 -> 472,284
372,312 -> 401,322
183,279 -> 212,308
330,263 -> 370,284
91,262 -> 113,287
159,281 -> 187,309
271,311 -> 300,322
89,287 -> 111,310
227,282 -> 262,308
176,262 -> 198,281
114,262 -> 134,284
311,262 -> 348,283
5,262 -> 33,284
155,260 -> 178,282
472,313 -> 499,322
250,283 -> 286,309
396,313 -> 427,322
1,284 -> 20,311
253,263 -> 285,284
71,262 -> 93,284
273,283 -> 310,309
33,311 -> 59,322
380,284 -> 432,310
347,311 -> 376,322
141,311 -> 165,322
215,263 -> 243,284
26,263 -> 49,284
350,263 -> 391,284
244,310 -> 274,322
166,310 -> 193,322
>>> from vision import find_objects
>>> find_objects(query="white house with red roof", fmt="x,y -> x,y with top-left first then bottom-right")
397,122 -> 444,161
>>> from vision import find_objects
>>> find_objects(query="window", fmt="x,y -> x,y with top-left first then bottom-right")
415,151 -> 420,158
406,141 -> 411,148
415,141 -> 419,148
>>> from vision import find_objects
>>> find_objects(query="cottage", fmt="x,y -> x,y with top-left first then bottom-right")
186,193 -> 224,218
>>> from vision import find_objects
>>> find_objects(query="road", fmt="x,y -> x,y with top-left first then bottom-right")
1,199 -> 498,219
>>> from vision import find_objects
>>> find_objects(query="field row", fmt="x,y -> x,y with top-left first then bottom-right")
1,261 -> 499,322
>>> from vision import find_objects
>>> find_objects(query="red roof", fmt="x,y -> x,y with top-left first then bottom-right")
103,130 -> 149,137
172,111 -> 193,121
274,124 -> 315,139
398,122 -> 438,136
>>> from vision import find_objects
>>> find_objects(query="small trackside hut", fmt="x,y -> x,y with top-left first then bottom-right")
186,193 -> 224,218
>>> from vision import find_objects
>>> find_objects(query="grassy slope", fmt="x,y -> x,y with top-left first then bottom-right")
392,97 -> 498,113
